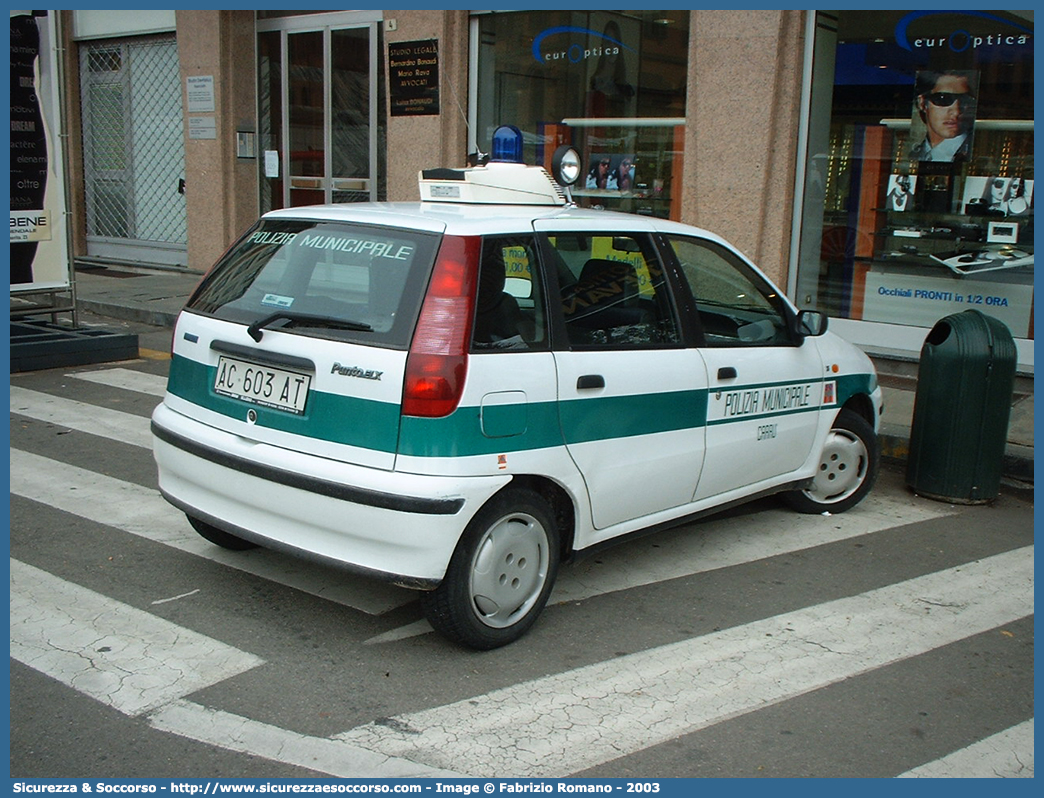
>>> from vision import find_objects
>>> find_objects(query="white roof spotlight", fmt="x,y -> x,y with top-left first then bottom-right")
418,126 -> 583,207
551,144 -> 582,203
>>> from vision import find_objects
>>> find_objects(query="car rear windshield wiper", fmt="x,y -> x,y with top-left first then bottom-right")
247,311 -> 373,342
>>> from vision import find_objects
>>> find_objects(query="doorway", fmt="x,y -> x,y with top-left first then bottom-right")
79,35 -> 188,265
257,12 -> 385,212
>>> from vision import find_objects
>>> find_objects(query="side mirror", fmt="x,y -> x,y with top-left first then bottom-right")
797,309 -> 828,337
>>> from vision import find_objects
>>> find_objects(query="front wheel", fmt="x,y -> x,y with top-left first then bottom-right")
422,488 -> 559,650
783,408 -> 879,514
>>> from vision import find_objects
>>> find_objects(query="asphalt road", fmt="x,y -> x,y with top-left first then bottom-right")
9,323 -> 1034,779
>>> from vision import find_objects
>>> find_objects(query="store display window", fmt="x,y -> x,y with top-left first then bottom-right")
794,11 -> 1033,343
472,10 -> 688,219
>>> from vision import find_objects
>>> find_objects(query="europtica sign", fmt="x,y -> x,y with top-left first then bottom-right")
532,25 -> 635,65
894,10 -> 1032,52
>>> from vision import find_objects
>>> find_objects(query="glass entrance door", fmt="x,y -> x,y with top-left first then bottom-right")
257,14 -> 384,212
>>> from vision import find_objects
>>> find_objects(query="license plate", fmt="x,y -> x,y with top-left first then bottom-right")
214,356 -> 312,414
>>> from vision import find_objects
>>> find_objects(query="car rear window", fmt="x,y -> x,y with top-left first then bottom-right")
186,219 -> 440,348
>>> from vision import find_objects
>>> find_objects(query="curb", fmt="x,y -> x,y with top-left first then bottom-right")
77,299 -> 181,329
880,432 -> 1033,487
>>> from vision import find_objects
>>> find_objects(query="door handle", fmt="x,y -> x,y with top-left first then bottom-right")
717,366 -> 737,380
576,374 -> 605,390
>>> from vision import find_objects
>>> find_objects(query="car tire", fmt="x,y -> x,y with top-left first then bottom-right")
783,408 -> 879,514
187,514 -> 258,551
422,488 -> 559,650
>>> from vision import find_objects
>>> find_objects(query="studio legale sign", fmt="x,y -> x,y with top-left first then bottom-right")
389,39 -> 439,117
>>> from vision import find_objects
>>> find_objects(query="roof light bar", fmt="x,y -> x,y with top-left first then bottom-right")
490,124 -> 524,163
417,125 -> 582,206
419,162 -> 568,206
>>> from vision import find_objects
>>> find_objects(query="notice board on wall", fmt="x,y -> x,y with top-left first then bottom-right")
389,39 -> 440,117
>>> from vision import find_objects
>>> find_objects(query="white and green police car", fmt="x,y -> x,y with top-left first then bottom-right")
152,127 -> 882,649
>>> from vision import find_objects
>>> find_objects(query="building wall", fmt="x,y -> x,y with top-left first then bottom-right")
175,10 -> 257,272
61,10 -> 806,282
681,10 -> 805,286
58,12 -> 87,261
383,10 -> 471,201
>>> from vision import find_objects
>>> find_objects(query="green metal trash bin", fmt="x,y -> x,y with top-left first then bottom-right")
906,310 -> 1016,504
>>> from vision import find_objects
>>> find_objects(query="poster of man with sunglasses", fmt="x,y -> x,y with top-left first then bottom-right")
909,69 -> 979,163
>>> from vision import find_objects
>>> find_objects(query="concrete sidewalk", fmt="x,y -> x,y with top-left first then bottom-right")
69,263 -> 1034,485
74,264 -> 199,329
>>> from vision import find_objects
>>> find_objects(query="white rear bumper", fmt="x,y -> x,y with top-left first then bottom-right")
151,403 -> 510,587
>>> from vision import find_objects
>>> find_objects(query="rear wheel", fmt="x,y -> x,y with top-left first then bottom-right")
186,515 -> 258,551
422,488 -> 559,649
783,408 -> 879,514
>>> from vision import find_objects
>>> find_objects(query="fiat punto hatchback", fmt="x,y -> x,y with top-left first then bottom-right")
152,129 -> 883,649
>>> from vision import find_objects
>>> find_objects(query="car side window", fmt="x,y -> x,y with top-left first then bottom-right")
547,233 -> 680,349
667,235 -> 793,347
472,236 -> 548,351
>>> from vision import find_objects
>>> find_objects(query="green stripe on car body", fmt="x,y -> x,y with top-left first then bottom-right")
169,354 -> 877,458
398,389 -> 709,458
398,402 -> 563,458
836,372 -> 878,405
558,389 -> 708,445
168,355 -> 401,452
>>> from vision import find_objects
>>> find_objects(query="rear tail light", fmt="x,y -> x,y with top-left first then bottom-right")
402,235 -> 480,417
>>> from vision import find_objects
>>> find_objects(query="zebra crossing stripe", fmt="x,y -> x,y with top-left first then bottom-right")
897,719 -> 1034,778
9,448 -> 413,615
147,700 -> 464,779
10,385 -> 153,449
552,464 -> 954,604
335,547 -> 1033,777
14,377 -> 956,606
10,558 -> 265,717
7,371 -> 1032,776
9,559 -> 458,778
68,366 -> 169,397
10,381 -> 956,636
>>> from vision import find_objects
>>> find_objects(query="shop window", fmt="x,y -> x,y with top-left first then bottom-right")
473,10 -> 688,220
795,11 -> 1033,343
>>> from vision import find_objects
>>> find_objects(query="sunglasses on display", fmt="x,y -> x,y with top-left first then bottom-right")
925,92 -> 975,107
